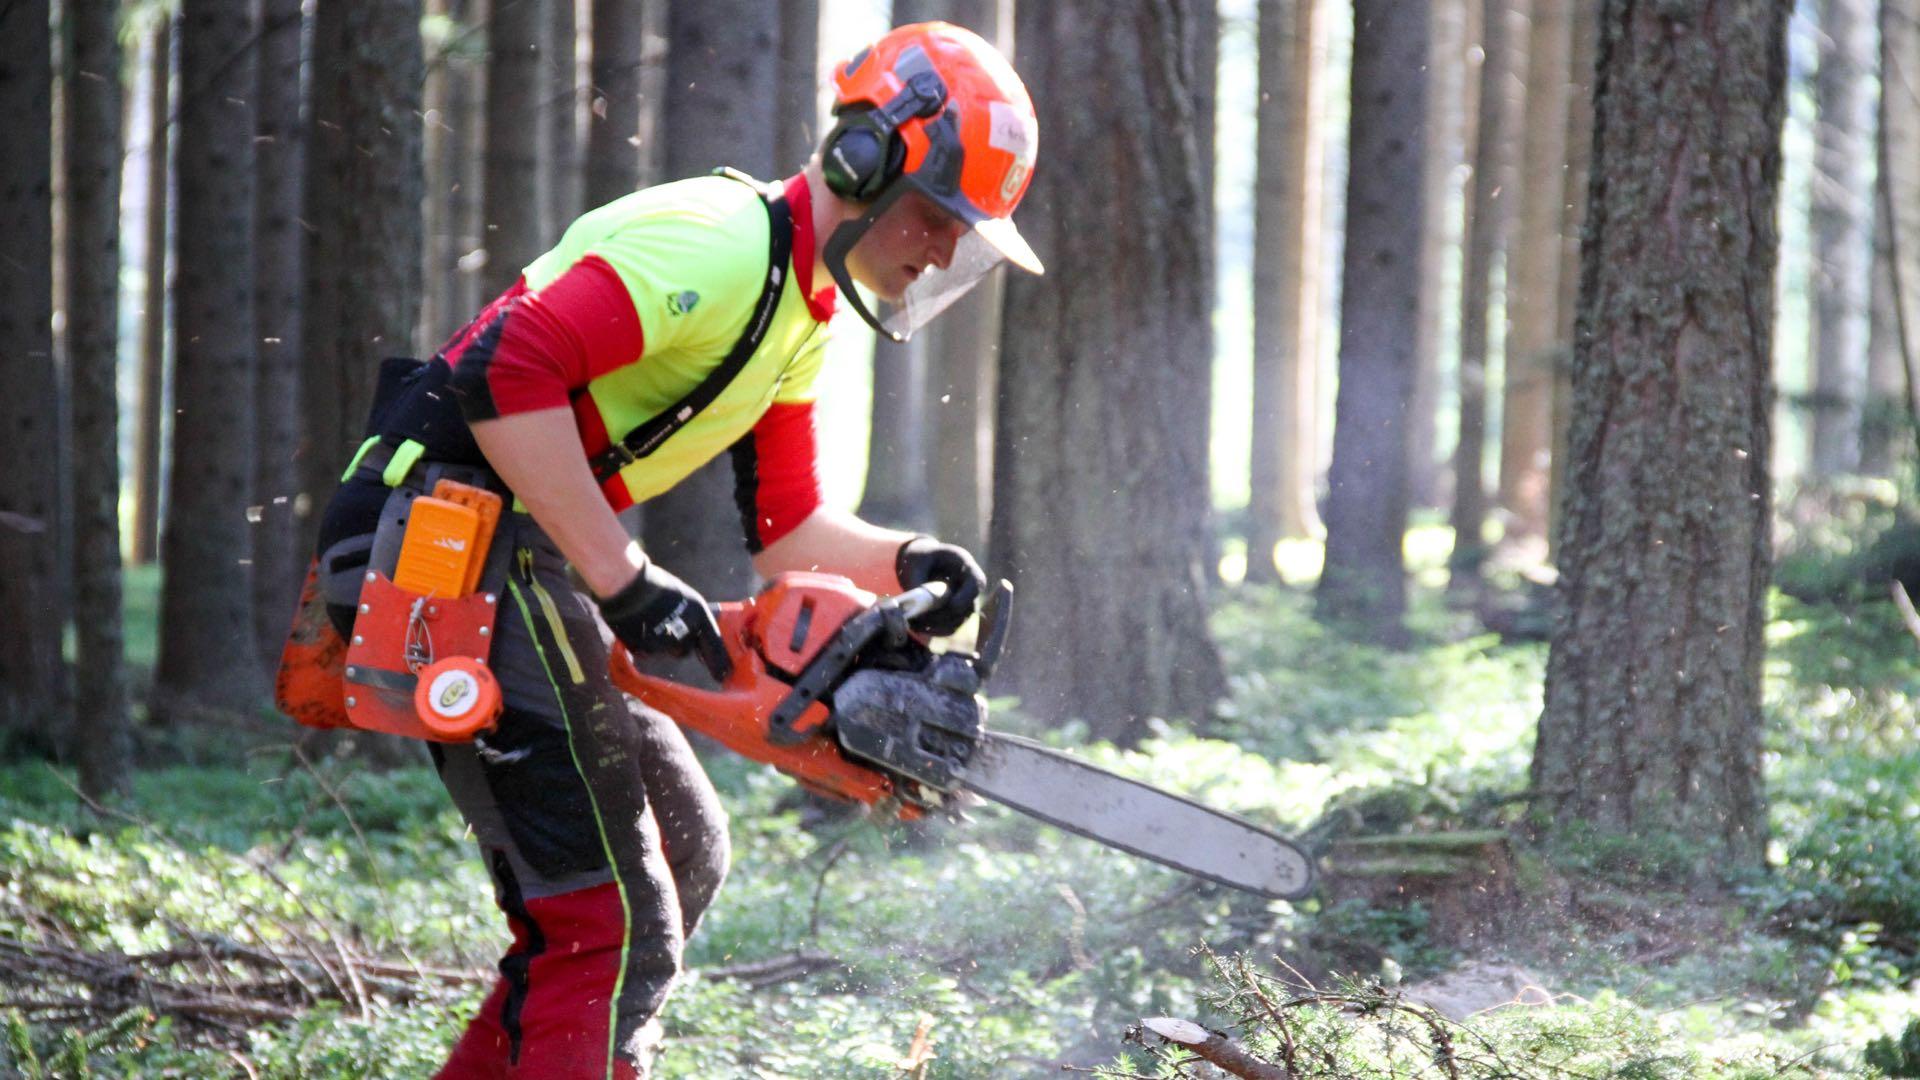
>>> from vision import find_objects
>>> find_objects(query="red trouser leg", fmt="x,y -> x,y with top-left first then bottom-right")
436,979 -> 512,1079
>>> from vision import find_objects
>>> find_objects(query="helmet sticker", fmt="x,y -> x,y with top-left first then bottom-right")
988,101 -> 1035,164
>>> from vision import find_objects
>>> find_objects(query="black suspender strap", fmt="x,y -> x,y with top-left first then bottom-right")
588,170 -> 796,485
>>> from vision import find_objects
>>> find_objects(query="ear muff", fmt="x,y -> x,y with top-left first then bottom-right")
822,109 -> 904,202
821,45 -> 950,203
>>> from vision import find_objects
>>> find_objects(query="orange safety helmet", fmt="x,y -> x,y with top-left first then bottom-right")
820,22 -> 1042,341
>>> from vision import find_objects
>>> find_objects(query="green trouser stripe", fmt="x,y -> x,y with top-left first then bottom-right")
507,575 -> 633,1080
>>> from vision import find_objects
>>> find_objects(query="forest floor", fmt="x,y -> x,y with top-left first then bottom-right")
5,516 -> 1920,1077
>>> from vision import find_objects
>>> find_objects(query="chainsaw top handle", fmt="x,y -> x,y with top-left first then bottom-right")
764,581 -> 947,745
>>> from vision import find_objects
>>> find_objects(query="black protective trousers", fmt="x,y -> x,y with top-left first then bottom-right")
317,472 -> 730,1079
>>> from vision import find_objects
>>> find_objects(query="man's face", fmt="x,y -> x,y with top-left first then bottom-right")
844,190 -> 970,303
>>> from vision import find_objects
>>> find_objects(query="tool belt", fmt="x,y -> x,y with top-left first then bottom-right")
274,361 -> 513,742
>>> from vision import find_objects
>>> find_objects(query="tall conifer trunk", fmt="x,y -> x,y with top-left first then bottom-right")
1315,0 -> 1429,642
159,0 -> 265,716
65,0 -> 132,795
991,0 -> 1224,741
1249,0 -> 1325,580
253,0 -> 308,669
1808,0 -> 1875,476
1533,0 -> 1789,876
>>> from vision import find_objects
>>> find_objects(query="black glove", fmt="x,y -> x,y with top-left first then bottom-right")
895,536 -> 985,636
597,560 -> 734,681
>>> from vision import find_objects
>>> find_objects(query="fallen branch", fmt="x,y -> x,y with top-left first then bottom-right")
695,950 -> 840,988
1137,1017 -> 1293,1079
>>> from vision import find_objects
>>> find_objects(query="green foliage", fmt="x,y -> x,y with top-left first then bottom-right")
1866,1017 -> 1920,1077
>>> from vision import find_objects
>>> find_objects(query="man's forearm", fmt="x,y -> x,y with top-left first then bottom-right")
469,408 -> 642,597
752,506 -> 913,595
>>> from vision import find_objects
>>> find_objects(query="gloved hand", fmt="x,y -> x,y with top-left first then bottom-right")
895,536 -> 985,636
597,560 -> 734,681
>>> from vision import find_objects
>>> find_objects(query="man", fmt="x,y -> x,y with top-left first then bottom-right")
308,22 -> 1040,1079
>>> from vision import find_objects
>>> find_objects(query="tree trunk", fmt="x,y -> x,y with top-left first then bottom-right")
862,336 -> 933,530
585,0 -> 648,206
545,0 -> 581,234
159,0 -> 265,717
990,0 -> 1225,741
1448,0 -> 1522,594
1546,0 -> 1597,559
642,0 -> 778,600
1863,0 -> 1918,474
1248,0 -> 1325,582
132,17 -> 172,568
1409,0 -> 1472,511
482,0 -> 551,299
776,0 -> 818,169
912,0 -> 1011,556
1808,0 -> 1876,477
1533,0 -> 1788,877
299,0 -> 426,539
420,0 -> 460,354
1315,0 -> 1429,643
0,0 -> 68,755
1496,0 -> 1570,545
64,0 -> 132,797
1190,0 -> 1220,585
252,0 -> 308,672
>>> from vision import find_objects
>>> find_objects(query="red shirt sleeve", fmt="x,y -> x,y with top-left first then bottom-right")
729,401 -> 823,552
447,255 -> 645,420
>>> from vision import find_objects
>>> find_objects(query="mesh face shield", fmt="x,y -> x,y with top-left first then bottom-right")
823,180 -> 1042,343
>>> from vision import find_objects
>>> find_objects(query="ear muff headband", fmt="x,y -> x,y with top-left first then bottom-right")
822,45 -> 950,202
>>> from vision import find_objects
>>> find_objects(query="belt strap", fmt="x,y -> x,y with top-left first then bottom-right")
347,437 -> 501,494
587,169 -> 795,485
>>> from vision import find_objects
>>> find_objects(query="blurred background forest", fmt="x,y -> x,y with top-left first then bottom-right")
6,0 -> 1920,1076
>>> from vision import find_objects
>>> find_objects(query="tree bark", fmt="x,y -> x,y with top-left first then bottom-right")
253,0 -> 308,672
1248,0 -> 1325,581
642,0 -> 778,599
545,0 -> 582,234
1315,0 -> 1429,643
64,0 -> 132,796
1409,0 -> 1472,511
585,0 -> 650,207
1496,0 -> 1570,545
1862,0 -> 1918,474
420,0 -> 461,354
1533,0 -> 1788,877
0,0 -> 68,754
862,336 -> 933,530
990,0 -> 1225,741
1448,0 -> 1522,594
160,0 -> 266,716
776,0 -> 819,169
482,0 -> 551,299
1546,0 -> 1598,559
132,17 -> 172,568
1808,0 -> 1876,477
300,0 -> 426,540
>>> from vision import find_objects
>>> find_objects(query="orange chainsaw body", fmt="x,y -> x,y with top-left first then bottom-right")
608,573 -> 925,818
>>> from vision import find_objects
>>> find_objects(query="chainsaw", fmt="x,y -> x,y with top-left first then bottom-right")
608,572 -> 1314,900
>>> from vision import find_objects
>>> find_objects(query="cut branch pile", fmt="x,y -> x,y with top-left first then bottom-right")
0,926 -> 483,1046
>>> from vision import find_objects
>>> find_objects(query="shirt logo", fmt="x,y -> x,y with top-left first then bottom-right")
667,290 -> 700,315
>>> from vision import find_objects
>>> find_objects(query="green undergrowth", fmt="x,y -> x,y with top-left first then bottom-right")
5,572 -> 1920,1075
